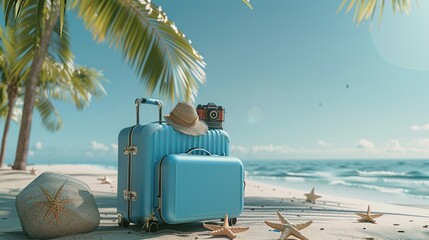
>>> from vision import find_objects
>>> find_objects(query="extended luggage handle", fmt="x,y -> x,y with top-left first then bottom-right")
186,148 -> 212,156
135,98 -> 163,125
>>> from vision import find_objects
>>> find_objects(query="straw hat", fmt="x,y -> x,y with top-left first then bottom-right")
164,102 -> 208,136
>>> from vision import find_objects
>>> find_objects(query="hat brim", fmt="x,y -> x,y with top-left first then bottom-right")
164,116 -> 208,136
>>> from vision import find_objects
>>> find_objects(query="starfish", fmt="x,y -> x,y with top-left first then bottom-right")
304,187 -> 321,203
203,213 -> 249,239
33,182 -> 75,224
29,167 -> 37,175
355,205 -> 383,223
98,176 -> 112,184
265,211 -> 312,240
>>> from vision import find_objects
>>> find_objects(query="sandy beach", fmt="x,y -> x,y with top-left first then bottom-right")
1,164 -> 428,240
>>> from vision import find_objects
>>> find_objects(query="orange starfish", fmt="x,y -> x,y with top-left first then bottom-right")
355,205 -> 383,223
304,187 -> 322,204
203,213 -> 249,239
33,182 -> 75,224
29,167 -> 37,175
265,211 -> 313,240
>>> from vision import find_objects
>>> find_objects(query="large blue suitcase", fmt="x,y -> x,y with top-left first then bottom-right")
117,98 -> 244,231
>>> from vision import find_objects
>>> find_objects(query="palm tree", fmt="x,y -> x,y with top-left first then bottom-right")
337,0 -> 412,25
3,0 -> 211,170
0,23 -> 106,168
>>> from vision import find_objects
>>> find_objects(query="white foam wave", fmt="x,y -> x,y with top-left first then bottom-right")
250,176 -> 305,182
329,180 -> 407,194
286,171 -> 331,178
413,180 -> 429,187
357,170 -> 407,177
344,176 -> 378,183
363,185 -> 407,194
329,180 -> 348,186
380,178 -> 429,189
406,194 -> 429,199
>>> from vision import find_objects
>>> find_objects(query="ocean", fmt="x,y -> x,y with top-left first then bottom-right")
243,159 -> 429,207
27,158 -> 429,207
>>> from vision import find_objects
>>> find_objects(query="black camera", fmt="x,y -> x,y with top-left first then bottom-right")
196,103 -> 225,129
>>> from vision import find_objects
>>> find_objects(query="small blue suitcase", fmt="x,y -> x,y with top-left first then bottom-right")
159,152 -> 244,224
117,98 -> 244,231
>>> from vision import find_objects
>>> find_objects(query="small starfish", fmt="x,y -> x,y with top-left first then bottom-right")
29,167 -> 37,175
203,213 -> 249,239
97,176 -> 112,184
265,211 -> 312,240
304,187 -> 321,203
33,182 -> 75,224
355,205 -> 383,223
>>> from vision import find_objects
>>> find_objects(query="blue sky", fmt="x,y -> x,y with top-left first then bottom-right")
2,0 -> 429,164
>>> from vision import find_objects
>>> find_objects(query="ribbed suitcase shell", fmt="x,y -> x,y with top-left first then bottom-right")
117,122 -> 231,225
159,154 -> 244,224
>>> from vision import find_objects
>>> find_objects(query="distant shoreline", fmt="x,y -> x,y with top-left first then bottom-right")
8,159 -> 429,209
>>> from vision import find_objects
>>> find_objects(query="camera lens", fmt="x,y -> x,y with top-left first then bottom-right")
209,110 -> 219,120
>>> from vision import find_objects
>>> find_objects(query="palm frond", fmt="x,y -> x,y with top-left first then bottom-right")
35,95 -> 63,132
0,90 -> 22,123
0,106 -> 7,119
0,85 -> 7,112
12,1 -> 73,79
242,0 -> 253,10
64,66 -> 106,110
72,67 -> 106,98
40,58 -> 106,110
3,0 -> 24,26
0,26 -> 6,79
0,26 -> 4,56
39,56 -> 70,88
0,55 -> 4,80
59,0 -> 66,36
4,0 -> 68,36
50,12 -> 74,66
70,0 -> 206,102
12,0 -> 40,78
337,0 -> 412,25
1,25 -> 23,84
35,0 -> 46,38
10,96 -> 22,122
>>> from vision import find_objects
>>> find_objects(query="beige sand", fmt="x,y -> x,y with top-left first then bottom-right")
1,164 -> 428,239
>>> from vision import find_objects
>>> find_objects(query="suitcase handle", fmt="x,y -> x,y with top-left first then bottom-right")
186,148 -> 212,156
135,98 -> 164,124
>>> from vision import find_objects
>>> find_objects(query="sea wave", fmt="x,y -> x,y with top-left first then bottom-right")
329,180 -> 348,186
356,170 -> 407,177
382,178 -> 429,187
329,180 -> 408,195
246,171 -> 328,178
243,159 -> 429,201
414,180 -> 429,187
342,176 -> 378,183
250,176 -> 306,182
403,194 -> 429,199
285,171 -> 331,178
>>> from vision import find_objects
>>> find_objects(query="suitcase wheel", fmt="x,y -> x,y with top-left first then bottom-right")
221,217 -> 237,226
228,218 -> 237,226
144,221 -> 159,233
118,214 -> 130,228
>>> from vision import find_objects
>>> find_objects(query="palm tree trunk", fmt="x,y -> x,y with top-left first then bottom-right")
0,88 -> 17,168
12,2 -> 61,170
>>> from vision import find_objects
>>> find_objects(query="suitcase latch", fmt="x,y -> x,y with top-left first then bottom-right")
123,145 -> 138,155
123,190 -> 137,201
